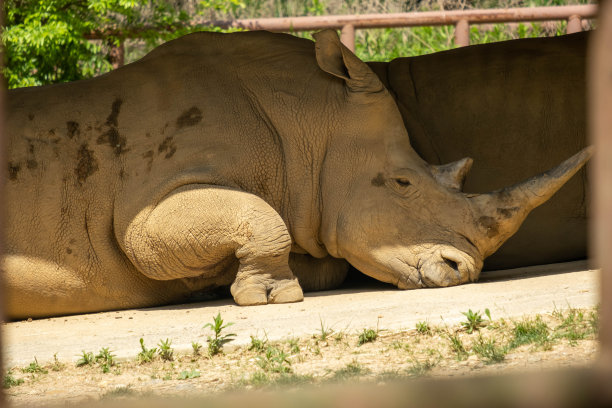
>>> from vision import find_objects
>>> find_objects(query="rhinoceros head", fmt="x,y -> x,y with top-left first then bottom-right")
312,30 -> 592,289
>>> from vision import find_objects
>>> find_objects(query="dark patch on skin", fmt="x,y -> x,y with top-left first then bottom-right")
28,113 -> 34,121
176,107 -> 203,128
496,207 -> 520,219
96,98 -> 128,156
69,238 -> 77,244
26,159 -> 38,169
8,162 -> 21,180
119,169 -> 127,180
28,143 -> 35,155
67,121 -> 80,139
49,129 -> 56,137
158,136 -> 177,159
143,150 -> 154,171
66,248 -> 73,254
371,172 -> 386,187
478,216 -> 499,238
75,143 -> 99,185
146,132 -> 151,138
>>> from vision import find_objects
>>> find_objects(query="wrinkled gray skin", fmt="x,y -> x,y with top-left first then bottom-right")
3,30 -> 590,319
368,32 -> 589,270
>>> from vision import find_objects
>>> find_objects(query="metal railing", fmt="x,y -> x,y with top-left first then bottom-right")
97,5 -> 598,68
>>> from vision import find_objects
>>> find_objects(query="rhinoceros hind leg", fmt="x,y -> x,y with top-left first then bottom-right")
121,184 -> 304,306
289,254 -> 349,291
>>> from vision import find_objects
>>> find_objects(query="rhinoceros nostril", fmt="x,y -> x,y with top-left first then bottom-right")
443,257 -> 458,272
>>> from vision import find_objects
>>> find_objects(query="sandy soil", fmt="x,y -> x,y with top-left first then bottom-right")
1,261 -> 601,406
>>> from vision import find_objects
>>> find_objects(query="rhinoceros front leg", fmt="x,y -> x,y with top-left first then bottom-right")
122,184 -> 303,306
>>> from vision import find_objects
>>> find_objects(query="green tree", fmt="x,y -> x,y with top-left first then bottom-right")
2,0 -> 190,88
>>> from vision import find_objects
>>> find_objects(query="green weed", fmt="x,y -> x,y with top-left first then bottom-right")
406,356 -> 437,377
446,331 -> 468,360
22,357 -> 48,374
51,353 -> 65,371
473,335 -> 507,364
96,347 -> 116,373
509,316 -> 552,350
138,338 -> 157,363
3,370 -> 24,389
192,341 -> 203,356
357,328 -> 377,346
204,312 -> 236,356
317,318 -> 333,341
157,339 -> 174,361
461,309 -> 486,334
287,338 -> 300,354
416,321 -> 431,335
256,346 -> 292,373
178,369 -> 201,380
332,360 -> 369,381
76,351 -> 95,367
249,335 -> 268,353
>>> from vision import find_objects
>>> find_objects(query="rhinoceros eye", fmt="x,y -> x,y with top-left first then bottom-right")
394,178 -> 412,187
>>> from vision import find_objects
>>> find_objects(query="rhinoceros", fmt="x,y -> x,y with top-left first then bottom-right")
3,30 -> 591,319
367,32 -> 589,270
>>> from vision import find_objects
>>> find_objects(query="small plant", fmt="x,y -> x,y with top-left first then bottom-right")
249,335 -> 268,353
3,370 -> 24,389
332,359 -> 369,381
178,369 -> 201,380
256,346 -> 292,374
76,351 -> 95,367
317,318 -> 333,341
138,338 -> 157,363
204,312 -> 236,356
22,357 -> 48,374
406,356 -> 437,377
51,353 -> 65,371
357,328 -> 378,346
446,331 -> 468,361
287,338 -> 300,354
472,335 -> 507,364
509,316 -> 551,350
192,341 -> 203,356
416,321 -> 431,335
157,339 -> 174,361
461,309 -> 485,334
96,347 -> 116,373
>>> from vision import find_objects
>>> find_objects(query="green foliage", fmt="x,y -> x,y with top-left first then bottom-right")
204,312 -> 236,356
178,369 -> 201,380
22,357 -> 48,374
138,338 -> 157,363
461,309 -> 486,334
509,316 -> 552,350
3,370 -> 24,389
406,356 -> 437,377
76,351 -> 95,367
415,321 -> 431,335
157,338 -> 174,361
192,341 -> 203,356
95,347 -> 116,373
256,346 -> 292,373
446,331 -> 468,360
249,335 -> 268,353
357,328 -> 378,346
332,360 -> 369,381
2,0 -> 191,88
472,335 -> 507,364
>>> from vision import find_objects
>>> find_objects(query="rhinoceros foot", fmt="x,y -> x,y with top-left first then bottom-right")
231,274 -> 304,305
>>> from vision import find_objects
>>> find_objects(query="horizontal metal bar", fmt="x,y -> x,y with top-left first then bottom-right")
86,5 -> 597,39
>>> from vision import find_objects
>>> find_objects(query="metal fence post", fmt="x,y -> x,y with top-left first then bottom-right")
340,24 -> 355,52
590,0 -> 612,372
109,41 -> 125,69
455,19 -> 470,47
567,14 -> 583,34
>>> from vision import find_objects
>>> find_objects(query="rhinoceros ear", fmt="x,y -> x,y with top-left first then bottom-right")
313,29 -> 384,94
430,157 -> 473,191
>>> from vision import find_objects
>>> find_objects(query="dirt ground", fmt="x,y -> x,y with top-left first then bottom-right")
1,261 -> 601,406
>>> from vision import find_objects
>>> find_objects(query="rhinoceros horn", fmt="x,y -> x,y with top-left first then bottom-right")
468,146 -> 593,257
431,157 -> 474,191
